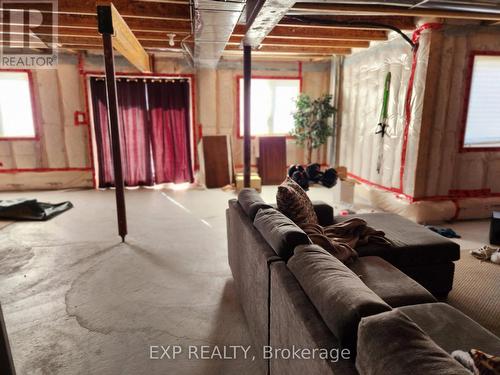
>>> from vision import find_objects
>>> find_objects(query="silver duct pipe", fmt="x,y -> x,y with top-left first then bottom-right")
193,0 -> 245,68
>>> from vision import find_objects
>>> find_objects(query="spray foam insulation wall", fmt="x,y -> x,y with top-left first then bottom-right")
416,25 -> 500,199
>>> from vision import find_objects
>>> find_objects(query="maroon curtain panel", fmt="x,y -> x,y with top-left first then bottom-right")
90,78 -> 153,187
91,78 -> 193,187
90,78 -> 115,187
147,80 -> 194,184
116,80 -> 153,186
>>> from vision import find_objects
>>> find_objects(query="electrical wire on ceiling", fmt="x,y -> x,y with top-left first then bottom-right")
284,15 -> 416,48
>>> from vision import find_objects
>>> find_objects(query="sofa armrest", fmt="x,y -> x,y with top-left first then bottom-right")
312,201 -> 334,226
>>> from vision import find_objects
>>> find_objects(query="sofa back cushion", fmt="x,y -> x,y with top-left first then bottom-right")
276,177 -> 319,227
254,208 -> 311,260
356,309 -> 472,375
238,188 -> 273,220
287,244 -> 391,352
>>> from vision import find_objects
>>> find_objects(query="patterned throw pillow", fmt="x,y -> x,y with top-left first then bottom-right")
276,177 -> 319,227
470,349 -> 500,375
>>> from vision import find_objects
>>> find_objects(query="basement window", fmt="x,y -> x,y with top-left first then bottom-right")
463,55 -> 500,149
239,78 -> 300,136
0,71 -> 36,138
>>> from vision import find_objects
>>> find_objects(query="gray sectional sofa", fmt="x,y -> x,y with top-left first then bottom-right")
226,189 -> 500,375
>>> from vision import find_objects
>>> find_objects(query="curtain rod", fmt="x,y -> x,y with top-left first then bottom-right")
91,76 -> 190,83
88,74 -> 191,80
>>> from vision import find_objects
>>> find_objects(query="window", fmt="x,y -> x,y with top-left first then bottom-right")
0,71 -> 36,138
239,78 -> 300,136
463,55 -> 500,149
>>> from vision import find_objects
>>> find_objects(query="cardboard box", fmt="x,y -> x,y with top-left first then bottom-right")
333,178 -> 356,204
236,173 -> 262,193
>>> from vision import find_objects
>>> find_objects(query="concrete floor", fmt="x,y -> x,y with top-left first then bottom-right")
0,186 -> 497,374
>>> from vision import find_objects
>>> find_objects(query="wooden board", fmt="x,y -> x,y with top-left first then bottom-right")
258,136 -> 287,185
202,135 -> 231,189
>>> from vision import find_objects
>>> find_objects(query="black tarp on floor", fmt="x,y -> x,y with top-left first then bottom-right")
0,199 -> 73,221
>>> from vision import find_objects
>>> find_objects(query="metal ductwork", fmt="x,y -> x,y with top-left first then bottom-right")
193,0 -> 245,68
244,0 -> 298,48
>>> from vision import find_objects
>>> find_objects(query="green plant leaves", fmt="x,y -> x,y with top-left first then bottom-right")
290,93 -> 336,160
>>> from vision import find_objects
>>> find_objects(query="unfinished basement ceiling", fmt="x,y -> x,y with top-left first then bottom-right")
294,0 -> 500,12
290,0 -> 500,17
3,0 -> 500,65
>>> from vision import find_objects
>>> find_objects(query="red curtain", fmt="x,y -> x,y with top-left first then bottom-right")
116,80 -> 153,186
90,78 -> 153,187
147,80 -> 193,184
90,78 -> 193,187
90,78 -> 115,187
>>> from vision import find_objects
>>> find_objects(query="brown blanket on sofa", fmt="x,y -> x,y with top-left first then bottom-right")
301,218 -> 393,264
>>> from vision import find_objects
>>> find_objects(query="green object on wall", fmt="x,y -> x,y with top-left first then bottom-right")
376,72 -> 392,174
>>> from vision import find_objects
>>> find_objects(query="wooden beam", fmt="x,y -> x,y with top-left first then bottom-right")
226,44 -> 351,55
280,15 -> 416,31
229,35 -> 369,48
56,14 -> 192,32
292,3 -> 500,21
106,4 -> 151,72
234,24 -> 387,41
2,0 -> 190,21
0,13 -> 191,33
0,24 -> 191,40
31,34 -> 188,50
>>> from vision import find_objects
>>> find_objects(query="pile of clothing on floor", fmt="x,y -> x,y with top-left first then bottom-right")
471,245 -> 500,265
288,163 -> 338,191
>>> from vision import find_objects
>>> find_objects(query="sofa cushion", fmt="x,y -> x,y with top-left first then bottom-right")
356,309 -> 472,375
311,201 -> 335,226
288,244 -> 391,352
237,188 -> 273,220
276,177 -> 319,227
349,256 -> 436,307
335,213 -> 460,267
399,303 -> 500,356
254,208 -> 311,260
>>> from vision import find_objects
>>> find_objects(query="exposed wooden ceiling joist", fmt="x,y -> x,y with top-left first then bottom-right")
280,14 -> 416,30
225,44 -> 351,55
57,14 -> 191,32
2,0 -> 190,21
234,24 -> 387,41
292,3 -> 500,21
228,35 -> 369,48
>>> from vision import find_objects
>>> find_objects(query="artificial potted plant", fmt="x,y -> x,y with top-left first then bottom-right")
290,93 -> 336,164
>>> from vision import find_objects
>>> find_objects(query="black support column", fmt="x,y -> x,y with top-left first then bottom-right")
243,44 -> 252,188
98,6 -> 128,242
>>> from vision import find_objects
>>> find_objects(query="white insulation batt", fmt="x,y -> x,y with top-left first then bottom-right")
340,26 -> 500,222
339,32 -> 430,198
0,54 -> 93,190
